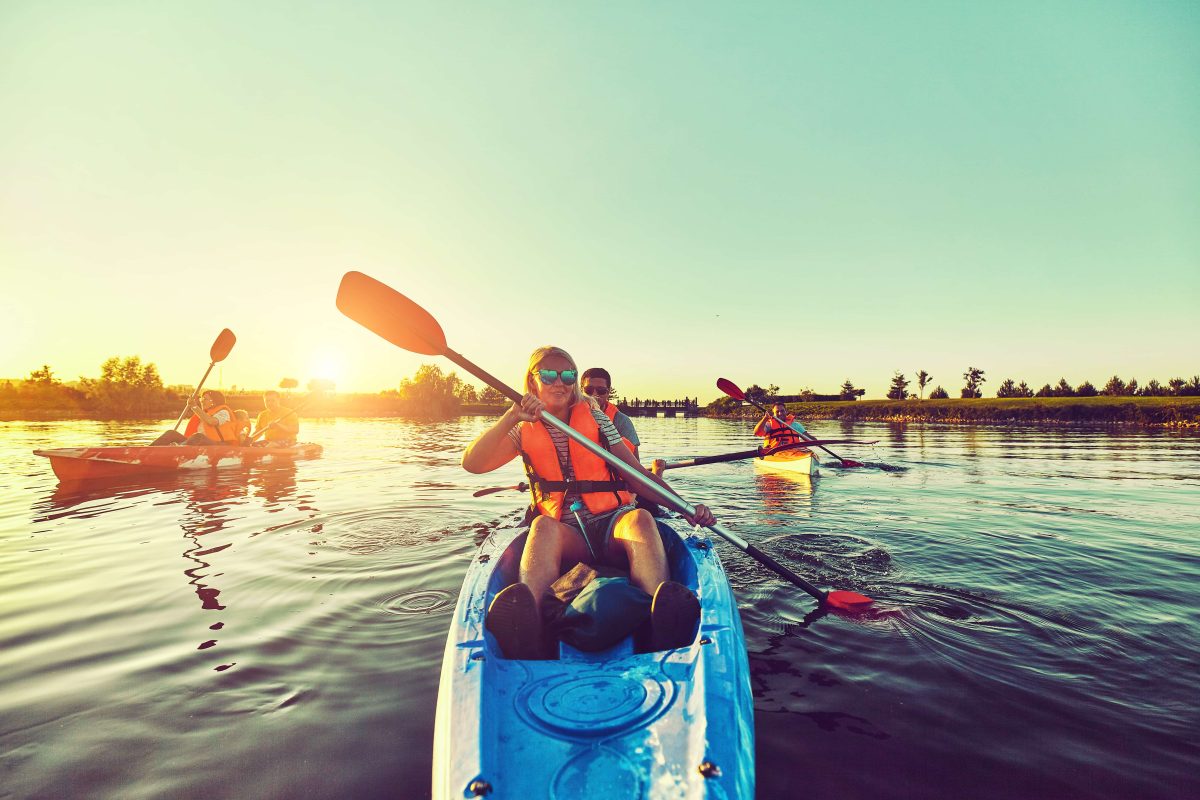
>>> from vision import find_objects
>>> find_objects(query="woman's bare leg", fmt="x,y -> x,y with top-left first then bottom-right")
520,515 -> 590,613
611,508 -> 669,595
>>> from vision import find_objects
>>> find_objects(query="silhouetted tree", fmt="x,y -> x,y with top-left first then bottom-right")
80,356 -> 171,416
26,365 -> 57,385
479,386 -> 506,405
1035,383 -> 1054,398
961,367 -> 986,399
915,370 -> 931,400
839,380 -> 859,401
929,385 -> 949,399
996,379 -> 1018,398
1017,381 -> 1033,398
887,371 -> 910,400
396,364 -> 461,417
1053,378 -> 1075,397
279,377 -> 299,390
1076,381 -> 1098,397
1102,375 -> 1127,396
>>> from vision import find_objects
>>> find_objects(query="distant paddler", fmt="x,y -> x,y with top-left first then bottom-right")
252,390 -> 299,447
754,402 -> 806,451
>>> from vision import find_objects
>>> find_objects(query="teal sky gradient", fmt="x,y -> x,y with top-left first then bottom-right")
3,1 -> 1197,401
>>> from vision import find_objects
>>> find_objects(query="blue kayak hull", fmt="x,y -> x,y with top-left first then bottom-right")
432,518 -> 755,798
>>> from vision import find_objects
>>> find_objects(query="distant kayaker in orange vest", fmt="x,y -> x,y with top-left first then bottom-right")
754,402 -> 806,451
185,390 -> 241,445
462,346 -> 714,659
254,391 -> 299,447
581,367 -> 640,460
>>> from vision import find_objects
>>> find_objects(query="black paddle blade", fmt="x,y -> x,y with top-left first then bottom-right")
210,329 -> 236,363
716,377 -> 745,400
336,271 -> 448,356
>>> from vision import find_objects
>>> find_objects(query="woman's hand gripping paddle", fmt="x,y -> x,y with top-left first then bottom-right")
717,378 -> 866,468
335,271 -> 873,612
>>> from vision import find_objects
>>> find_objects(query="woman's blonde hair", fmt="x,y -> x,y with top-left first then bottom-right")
523,345 -> 591,408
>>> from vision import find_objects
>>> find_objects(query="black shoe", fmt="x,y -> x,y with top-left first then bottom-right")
485,582 -> 544,660
649,581 -> 700,651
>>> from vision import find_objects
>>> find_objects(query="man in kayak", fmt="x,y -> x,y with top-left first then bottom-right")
254,391 -> 299,447
184,390 -> 242,445
754,401 -> 806,451
462,345 -> 714,660
581,367 -> 640,459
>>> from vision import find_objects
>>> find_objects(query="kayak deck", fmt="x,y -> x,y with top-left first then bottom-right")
33,443 -> 323,482
756,446 -> 817,475
433,518 -> 754,798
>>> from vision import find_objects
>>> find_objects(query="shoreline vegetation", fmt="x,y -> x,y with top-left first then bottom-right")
3,361 -> 1198,427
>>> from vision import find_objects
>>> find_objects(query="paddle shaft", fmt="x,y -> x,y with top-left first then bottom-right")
442,348 -> 830,603
659,440 -> 872,470
172,361 -> 217,432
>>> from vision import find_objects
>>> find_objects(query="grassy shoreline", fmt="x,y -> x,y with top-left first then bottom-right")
4,395 -> 1200,427
720,396 -> 1200,427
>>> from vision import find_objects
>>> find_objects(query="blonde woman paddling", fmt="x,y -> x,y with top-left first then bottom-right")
462,346 -> 714,659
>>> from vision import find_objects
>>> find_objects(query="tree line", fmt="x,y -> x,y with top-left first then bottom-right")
885,368 -> 1200,400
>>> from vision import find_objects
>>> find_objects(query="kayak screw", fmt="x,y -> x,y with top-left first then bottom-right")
698,760 -> 722,779
468,778 -> 493,796
695,540 -> 710,551
471,652 -> 485,661
699,636 -> 712,646
479,554 -> 491,564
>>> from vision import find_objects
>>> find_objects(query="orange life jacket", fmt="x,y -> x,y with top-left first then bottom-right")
761,414 -> 803,449
199,404 -> 241,444
185,415 -> 200,436
518,402 -> 634,520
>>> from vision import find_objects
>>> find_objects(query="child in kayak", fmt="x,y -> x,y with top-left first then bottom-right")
462,345 -> 714,659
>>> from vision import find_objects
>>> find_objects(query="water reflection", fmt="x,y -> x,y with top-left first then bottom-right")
753,465 -> 815,525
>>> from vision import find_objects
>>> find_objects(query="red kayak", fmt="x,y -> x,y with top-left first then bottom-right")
33,444 -> 324,482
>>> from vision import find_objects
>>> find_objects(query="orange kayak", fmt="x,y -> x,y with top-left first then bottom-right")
33,444 -> 323,482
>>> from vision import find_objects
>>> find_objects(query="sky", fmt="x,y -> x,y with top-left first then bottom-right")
2,1 -> 1197,401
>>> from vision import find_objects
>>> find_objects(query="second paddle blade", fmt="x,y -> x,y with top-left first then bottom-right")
826,590 -> 874,612
210,329 -> 237,363
336,271 -> 448,356
716,377 -> 745,400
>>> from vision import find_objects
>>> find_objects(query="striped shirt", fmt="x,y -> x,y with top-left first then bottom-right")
508,402 -> 626,528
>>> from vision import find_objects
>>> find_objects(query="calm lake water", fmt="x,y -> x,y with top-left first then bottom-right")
2,416 -> 1198,799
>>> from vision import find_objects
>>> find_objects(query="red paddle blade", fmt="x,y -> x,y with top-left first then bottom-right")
336,271 -> 448,356
210,329 -> 236,363
825,590 -> 874,611
717,377 -> 745,400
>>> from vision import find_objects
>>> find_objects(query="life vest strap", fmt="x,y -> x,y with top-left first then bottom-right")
530,478 -> 627,494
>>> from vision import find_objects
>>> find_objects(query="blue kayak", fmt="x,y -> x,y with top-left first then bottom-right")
432,517 -> 755,798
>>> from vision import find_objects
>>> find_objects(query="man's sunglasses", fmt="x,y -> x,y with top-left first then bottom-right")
535,368 -> 578,386
583,386 -> 610,396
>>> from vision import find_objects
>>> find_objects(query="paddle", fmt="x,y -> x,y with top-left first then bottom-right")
472,482 -> 530,498
717,378 -> 866,468
247,392 -> 320,443
336,270 -> 872,612
656,439 -> 876,471
168,329 -> 237,434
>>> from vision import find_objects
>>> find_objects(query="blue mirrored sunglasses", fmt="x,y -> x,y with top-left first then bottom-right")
535,368 -> 578,386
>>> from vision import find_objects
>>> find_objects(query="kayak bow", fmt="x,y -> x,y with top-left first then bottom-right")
432,517 -> 755,798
